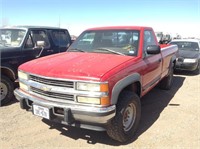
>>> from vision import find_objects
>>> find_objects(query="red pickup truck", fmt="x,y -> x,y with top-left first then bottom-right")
14,26 -> 178,142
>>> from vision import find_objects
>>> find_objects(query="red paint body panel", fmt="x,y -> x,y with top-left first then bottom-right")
19,52 -> 135,81
86,26 -> 152,31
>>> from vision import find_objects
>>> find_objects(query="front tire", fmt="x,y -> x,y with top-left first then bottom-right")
0,75 -> 14,106
107,91 -> 141,142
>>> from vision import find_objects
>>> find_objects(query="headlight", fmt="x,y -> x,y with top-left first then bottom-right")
76,82 -> 109,92
183,59 -> 197,63
19,82 -> 28,91
18,71 -> 28,80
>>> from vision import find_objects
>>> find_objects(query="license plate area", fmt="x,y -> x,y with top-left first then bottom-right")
33,104 -> 50,119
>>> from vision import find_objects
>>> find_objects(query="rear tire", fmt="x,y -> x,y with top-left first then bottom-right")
106,91 -> 141,142
0,75 -> 14,106
159,63 -> 174,90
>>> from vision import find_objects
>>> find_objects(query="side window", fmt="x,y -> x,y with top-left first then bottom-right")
51,30 -> 70,47
31,30 -> 50,47
24,34 -> 34,48
143,30 -> 157,55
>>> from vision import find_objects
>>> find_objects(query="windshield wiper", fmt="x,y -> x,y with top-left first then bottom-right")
68,48 -> 85,52
94,48 -> 125,55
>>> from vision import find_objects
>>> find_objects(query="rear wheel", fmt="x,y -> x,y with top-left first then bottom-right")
0,75 -> 14,106
106,91 -> 141,142
159,63 -> 174,90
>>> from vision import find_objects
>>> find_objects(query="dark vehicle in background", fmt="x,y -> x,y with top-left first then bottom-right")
170,39 -> 200,74
0,26 -> 72,106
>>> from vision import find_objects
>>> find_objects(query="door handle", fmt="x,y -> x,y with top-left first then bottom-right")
47,50 -> 53,52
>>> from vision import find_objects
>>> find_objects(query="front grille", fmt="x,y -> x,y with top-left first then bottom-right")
30,86 -> 74,101
29,75 -> 74,88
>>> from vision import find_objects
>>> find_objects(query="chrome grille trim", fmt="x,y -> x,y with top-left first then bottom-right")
29,75 -> 74,88
30,86 -> 74,101
20,73 -> 108,104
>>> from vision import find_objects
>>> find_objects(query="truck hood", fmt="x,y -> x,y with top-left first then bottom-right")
19,52 -> 134,81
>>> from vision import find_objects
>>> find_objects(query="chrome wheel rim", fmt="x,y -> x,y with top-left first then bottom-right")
0,82 -> 8,101
123,103 -> 136,132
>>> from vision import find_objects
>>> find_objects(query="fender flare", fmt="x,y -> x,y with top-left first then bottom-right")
110,73 -> 141,105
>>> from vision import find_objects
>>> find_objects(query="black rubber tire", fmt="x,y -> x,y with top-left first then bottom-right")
0,75 -> 14,106
159,64 -> 174,90
106,91 -> 141,142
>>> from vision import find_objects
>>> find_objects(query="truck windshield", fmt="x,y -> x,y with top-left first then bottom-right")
68,30 -> 140,56
0,29 -> 26,47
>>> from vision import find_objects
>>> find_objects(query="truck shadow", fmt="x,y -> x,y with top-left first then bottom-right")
42,75 -> 185,146
2,97 -> 18,107
174,70 -> 199,76
131,75 -> 185,143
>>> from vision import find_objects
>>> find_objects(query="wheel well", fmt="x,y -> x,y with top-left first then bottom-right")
121,81 -> 141,97
1,67 -> 16,81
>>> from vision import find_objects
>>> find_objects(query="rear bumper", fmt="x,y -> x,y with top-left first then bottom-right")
14,89 -> 116,131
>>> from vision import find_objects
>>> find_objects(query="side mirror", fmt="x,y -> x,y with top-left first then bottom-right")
35,41 -> 45,58
146,45 -> 161,54
36,41 -> 45,48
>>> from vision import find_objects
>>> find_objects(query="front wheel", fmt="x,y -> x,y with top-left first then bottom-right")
0,75 -> 14,106
106,91 -> 141,142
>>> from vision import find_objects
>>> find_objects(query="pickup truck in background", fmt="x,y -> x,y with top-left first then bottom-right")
0,26 -> 72,106
14,26 -> 178,142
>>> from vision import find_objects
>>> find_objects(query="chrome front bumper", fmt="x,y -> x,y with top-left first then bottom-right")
14,89 -> 116,131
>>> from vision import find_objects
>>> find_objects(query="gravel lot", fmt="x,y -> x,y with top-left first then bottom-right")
0,72 -> 199,149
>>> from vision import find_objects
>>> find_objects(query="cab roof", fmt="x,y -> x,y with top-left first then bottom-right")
85,26 -> 153,31
1,26 -> 67,30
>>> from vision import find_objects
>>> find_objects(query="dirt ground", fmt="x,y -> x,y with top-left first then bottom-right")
0,72 -> 199,149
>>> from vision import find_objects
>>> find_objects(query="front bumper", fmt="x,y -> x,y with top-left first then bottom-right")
14,89 -> 116,131
175,61 -> 198,71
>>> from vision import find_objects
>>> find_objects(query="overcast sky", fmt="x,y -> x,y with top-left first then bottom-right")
0,0 -> 200,38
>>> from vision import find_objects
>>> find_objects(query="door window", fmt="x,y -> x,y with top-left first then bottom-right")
24,34 -> 34,48
143,30 -> 156,56
31,30 -> 50,47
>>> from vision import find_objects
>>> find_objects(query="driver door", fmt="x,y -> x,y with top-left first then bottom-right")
21,29 -> 52,63
142,30 -> 162,93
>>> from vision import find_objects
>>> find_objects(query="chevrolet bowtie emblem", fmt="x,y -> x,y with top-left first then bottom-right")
41,86 -> 51,92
